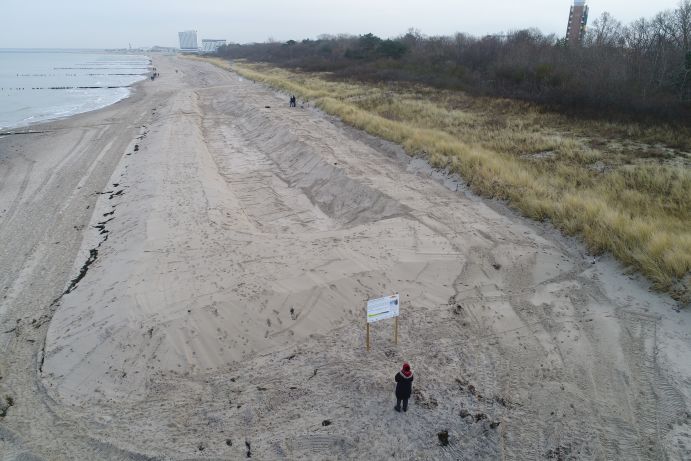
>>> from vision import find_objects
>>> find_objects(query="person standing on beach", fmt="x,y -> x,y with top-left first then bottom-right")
394,362 -> 413,412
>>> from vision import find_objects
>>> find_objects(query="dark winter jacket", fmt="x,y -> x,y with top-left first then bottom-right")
395,371 -> 414,399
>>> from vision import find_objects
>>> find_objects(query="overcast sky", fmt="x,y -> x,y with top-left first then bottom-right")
0,0 -> 684,49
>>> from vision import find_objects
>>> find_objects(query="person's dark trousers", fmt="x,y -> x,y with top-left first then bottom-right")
395,398 -> 409,412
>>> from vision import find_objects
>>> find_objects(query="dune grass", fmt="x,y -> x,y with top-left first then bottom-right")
194,57 -> 690,303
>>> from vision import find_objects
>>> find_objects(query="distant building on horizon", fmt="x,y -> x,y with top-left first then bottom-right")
566,0 -> 589,44
201,39 -> 227,54
178,30 -> 198,51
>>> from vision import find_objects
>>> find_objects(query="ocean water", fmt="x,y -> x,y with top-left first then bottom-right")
0,49 -> 150,130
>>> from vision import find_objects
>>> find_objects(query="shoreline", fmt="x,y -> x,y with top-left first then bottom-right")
0,75 -> 149,135
0,50 -> 152,133
0,86 -> 134,132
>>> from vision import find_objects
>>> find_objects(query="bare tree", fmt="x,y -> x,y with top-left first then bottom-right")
587,12 -> 624,47
673,0 -> 691,52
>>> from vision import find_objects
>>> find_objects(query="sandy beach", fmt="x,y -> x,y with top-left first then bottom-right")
1,55 -> 690,460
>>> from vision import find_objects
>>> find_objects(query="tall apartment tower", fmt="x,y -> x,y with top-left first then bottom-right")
178,30 -> 198,51
566,0 -> 589,44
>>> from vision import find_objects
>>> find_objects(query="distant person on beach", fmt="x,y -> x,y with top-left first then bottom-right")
289,95 -> 296,107
394,362 -> 413,412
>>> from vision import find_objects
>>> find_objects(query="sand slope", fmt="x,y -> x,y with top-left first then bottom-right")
1,56 -> 690,460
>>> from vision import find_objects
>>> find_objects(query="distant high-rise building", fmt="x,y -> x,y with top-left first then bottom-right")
566,0 -> 589,44
178,30 -> 198,51
201,39 -> 227,54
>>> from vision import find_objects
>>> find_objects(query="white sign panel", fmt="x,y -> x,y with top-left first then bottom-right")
367,294 -> 400,323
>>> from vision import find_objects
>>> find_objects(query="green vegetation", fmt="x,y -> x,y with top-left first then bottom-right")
216,1 -> 691,121
201,57 -> 690,302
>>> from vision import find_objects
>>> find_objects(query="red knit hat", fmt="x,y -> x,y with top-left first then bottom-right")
402,362 -> 412,377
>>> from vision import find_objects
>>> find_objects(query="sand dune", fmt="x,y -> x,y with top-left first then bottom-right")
0,55 -> 689,460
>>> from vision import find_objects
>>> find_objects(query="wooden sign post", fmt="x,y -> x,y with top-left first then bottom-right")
366,323 -> 371,351
366,293 -> 400,351
394,317 -> 398,345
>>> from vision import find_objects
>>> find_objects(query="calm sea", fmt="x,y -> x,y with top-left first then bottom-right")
0,49 -> 150,130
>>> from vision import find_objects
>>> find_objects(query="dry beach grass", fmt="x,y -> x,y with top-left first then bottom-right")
199,57 -> 691,302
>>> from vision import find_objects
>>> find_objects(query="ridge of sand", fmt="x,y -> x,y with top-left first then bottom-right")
42,75 -> 428,403
1,55 -> 689,460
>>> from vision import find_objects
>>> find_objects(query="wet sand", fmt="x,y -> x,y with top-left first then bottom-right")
0,55 -> 690,460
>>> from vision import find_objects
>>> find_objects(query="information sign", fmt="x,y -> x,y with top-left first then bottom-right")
367,294 -> 400,324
